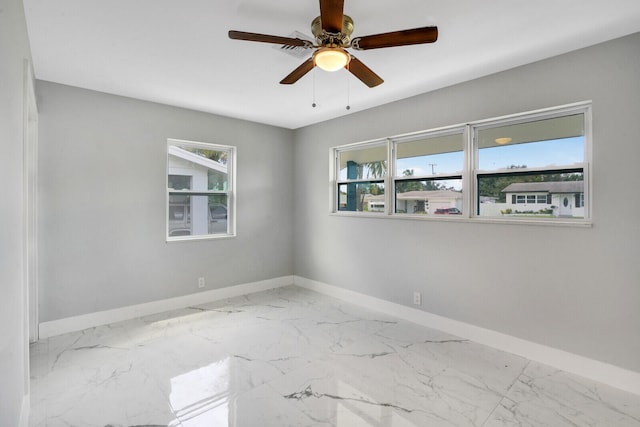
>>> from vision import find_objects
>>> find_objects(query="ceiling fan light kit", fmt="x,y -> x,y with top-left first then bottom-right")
495,137 -> 513,145
228,0 -> 438,87
314,46 -> 350,71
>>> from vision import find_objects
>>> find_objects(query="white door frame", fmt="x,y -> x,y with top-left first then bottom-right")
23,59 -> 38,344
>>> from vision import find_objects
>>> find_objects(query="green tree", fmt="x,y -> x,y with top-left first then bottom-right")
396,169 -> 450,192
396,169 -> 427,193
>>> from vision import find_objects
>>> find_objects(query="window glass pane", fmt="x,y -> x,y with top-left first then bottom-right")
396,133 -> 464,177
477,114 -> 584,170
477,171 -> 584,218
338,145 -> 387,180
167,139 -> 234,240
208,194 -> 229,235
395,179 -> 463,214
337,182 -> 384,212
168,175 -> 191,190
168,145 -> 229,191
168,194 -> 228,237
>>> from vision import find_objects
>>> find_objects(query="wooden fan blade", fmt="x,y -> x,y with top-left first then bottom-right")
351,26 -> 438,50
280,58 -> 315,85
229,30 -> 311,47
347,56 -> 383,88
319,0 -> 344,33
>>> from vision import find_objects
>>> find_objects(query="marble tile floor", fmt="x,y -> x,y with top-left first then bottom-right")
29,285 -> 640,427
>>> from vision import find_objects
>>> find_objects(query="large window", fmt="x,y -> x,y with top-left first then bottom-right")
331,103 -> 591,224
167,139 -> 235,240
475,111 -> 586,220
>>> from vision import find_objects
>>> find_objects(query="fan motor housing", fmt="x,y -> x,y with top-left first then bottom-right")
311,15 -> 354,46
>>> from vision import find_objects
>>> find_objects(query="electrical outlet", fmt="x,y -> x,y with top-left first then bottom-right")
413,291 -> 422,305
198,277 -> 205,288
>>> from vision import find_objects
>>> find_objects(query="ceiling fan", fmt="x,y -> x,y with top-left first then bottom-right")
228,0 -> 438,88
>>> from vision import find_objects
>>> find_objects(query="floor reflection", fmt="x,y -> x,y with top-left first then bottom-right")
29,286 -> 640,427
170,358 -> 232,425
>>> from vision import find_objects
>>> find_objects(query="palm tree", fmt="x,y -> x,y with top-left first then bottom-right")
363,161 -> 387,179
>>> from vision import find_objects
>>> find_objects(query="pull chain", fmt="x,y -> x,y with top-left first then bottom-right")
312,68 -> 317,108
346,65 -> 351,110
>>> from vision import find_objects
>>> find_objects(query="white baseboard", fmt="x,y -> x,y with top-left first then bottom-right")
294,275 -> 640,396
19,393 -> 29,427
39,275 -> 293,339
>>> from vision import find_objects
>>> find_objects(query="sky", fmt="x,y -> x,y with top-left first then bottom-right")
397,136 -> 584,176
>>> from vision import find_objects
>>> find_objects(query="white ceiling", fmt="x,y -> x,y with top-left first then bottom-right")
23,0 -> 640,129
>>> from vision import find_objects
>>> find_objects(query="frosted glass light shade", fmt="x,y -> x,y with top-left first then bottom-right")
495,137 -> 513,145
314,47 -> 350,72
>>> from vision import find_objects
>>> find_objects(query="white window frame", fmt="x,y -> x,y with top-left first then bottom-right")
332,139 -> 388,215
391,126 -> 466,216
330,102 -> 592,226
472,103 -> 591,223
166,138 -> 236,241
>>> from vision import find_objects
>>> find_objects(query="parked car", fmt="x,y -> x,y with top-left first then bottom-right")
434,207 -> 462,215
168,202 -> 228,236
210,204 -> 227,219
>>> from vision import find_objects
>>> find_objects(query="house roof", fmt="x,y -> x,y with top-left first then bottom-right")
168,145 -> 227,174
502,181 -> 583,193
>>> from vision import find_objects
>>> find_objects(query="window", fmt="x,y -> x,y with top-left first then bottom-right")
335,142 -> 387,213
167,139 -> 235,240
476,110 -> 587,220
331,102 -> 591,224
394,130 -> 464,214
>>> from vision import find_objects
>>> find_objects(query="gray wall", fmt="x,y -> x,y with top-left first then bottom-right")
34,33 -> 640,379
0,0 -> 32,424
37,82 -> 294,322
293,33 -> 640,372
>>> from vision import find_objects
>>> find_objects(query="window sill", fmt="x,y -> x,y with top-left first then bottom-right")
329,211 -> 593,228
166,233 -> 236,243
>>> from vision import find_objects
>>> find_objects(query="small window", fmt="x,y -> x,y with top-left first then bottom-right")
167,139 -> 235,240
168,175 -> 192,190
